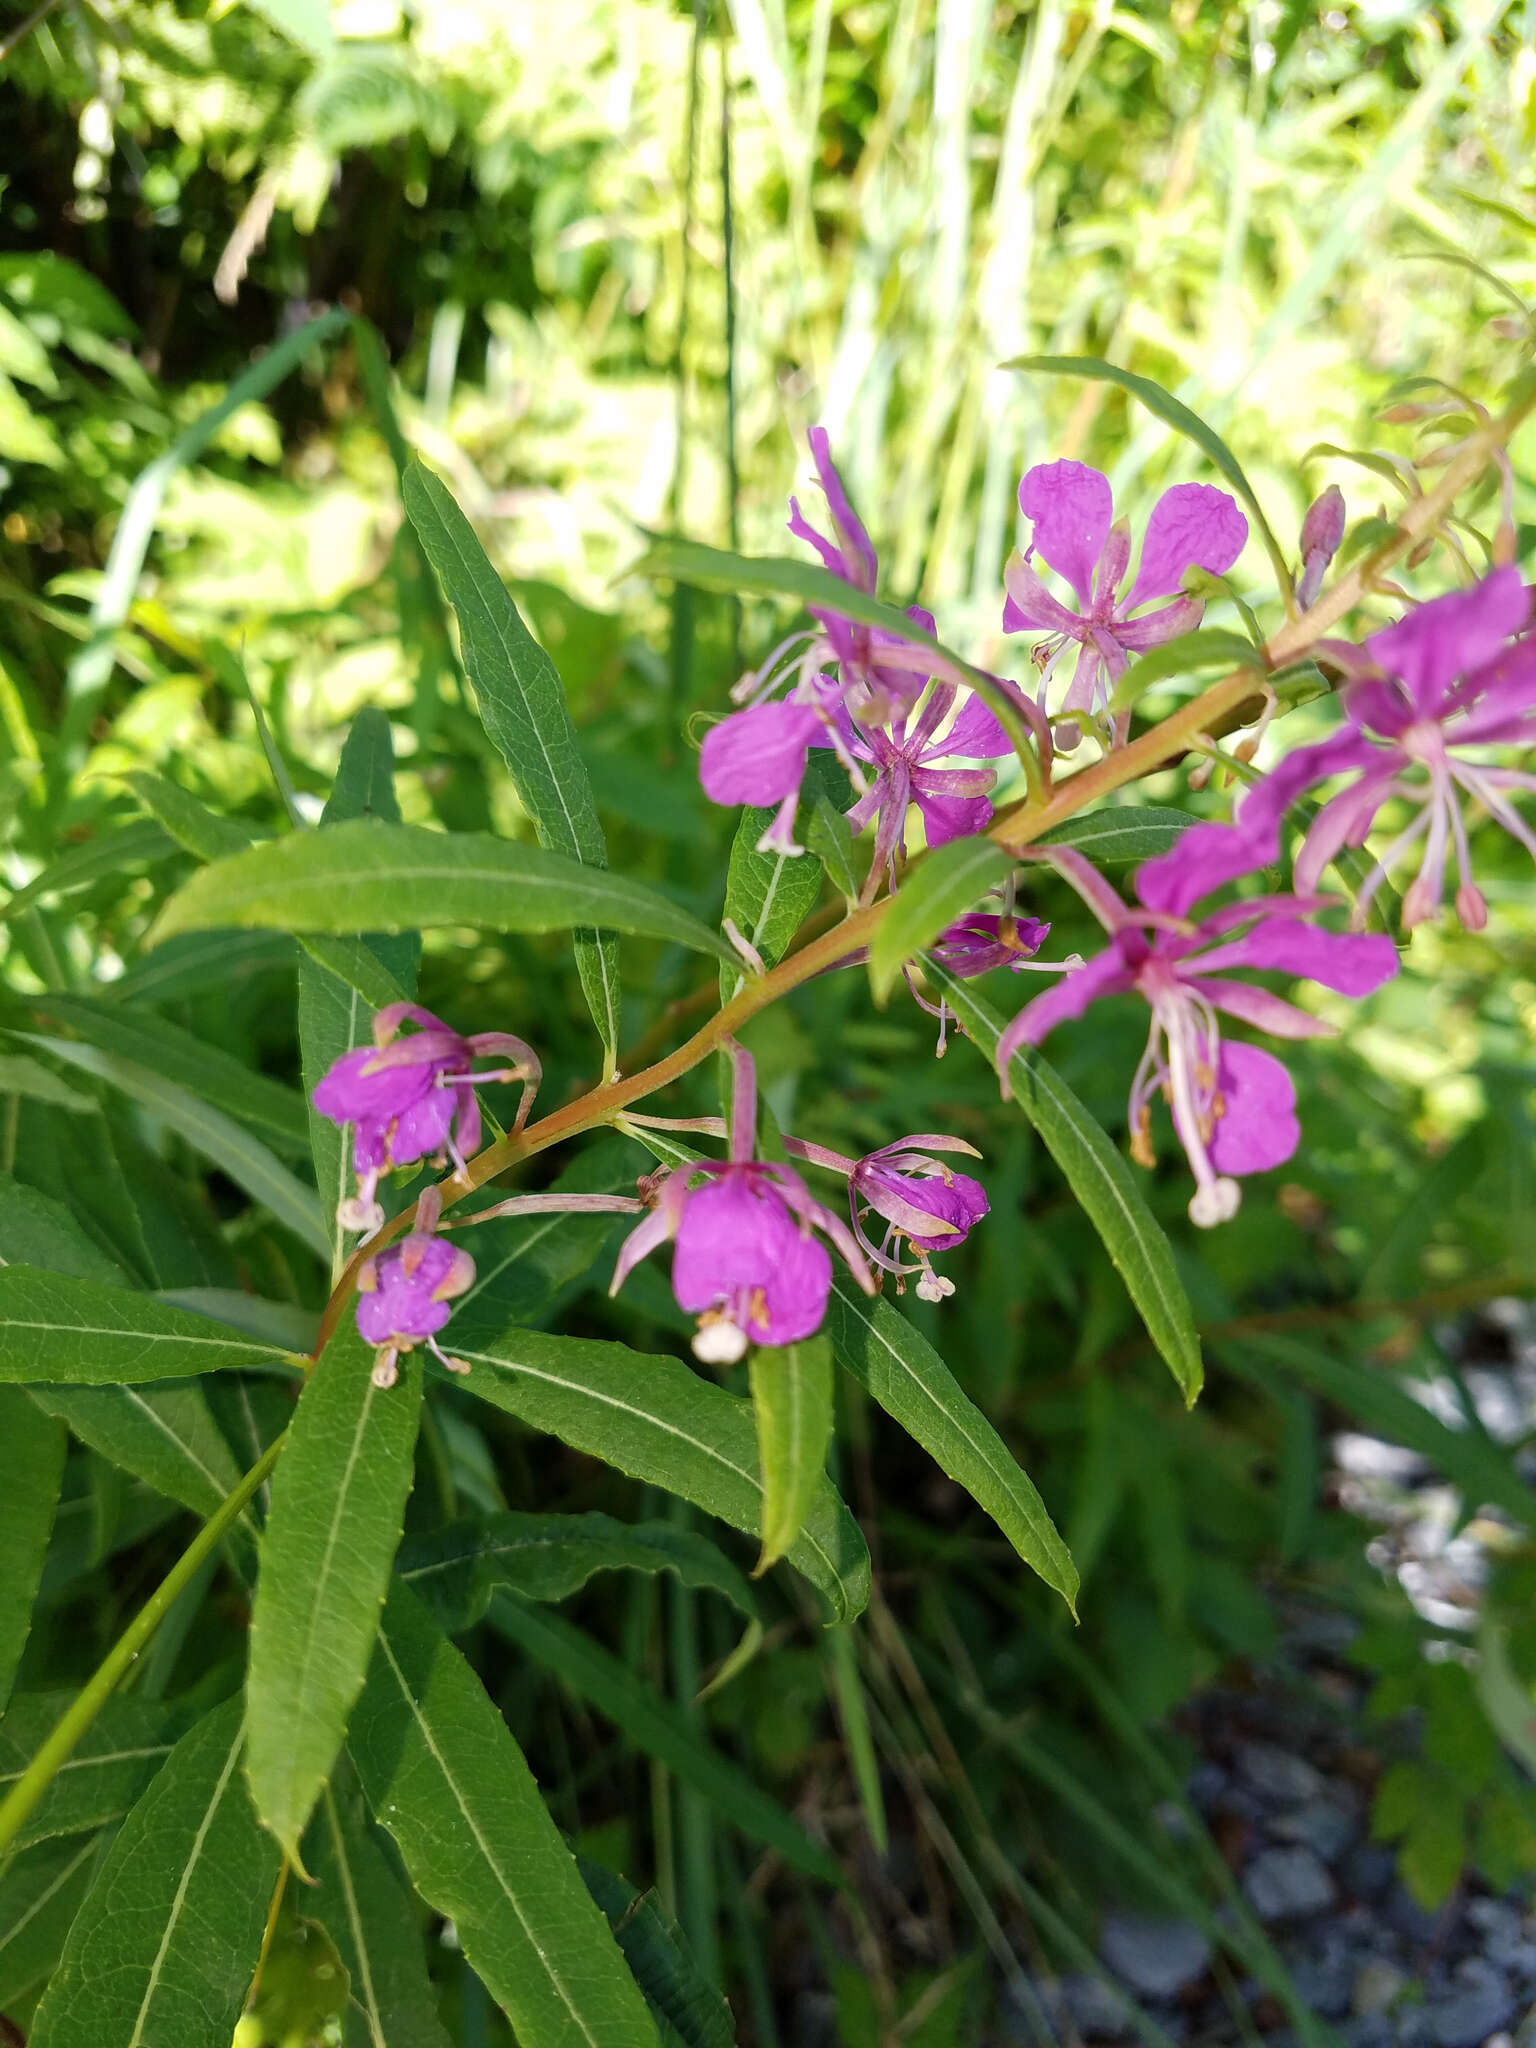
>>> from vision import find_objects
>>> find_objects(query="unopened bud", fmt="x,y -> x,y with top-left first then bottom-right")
1455,882 -> 1489,931
1296,485 -> 1345,608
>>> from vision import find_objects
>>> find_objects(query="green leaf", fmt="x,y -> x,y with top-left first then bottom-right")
720,805 -> 823,1000
0,1171 -> 125,1281
491,1594 -> 841,1887
578,1859 -> 737,2048
0,1267 -> 290,1383
0,1053 -> 94,1113
1104,628 -> 1261,716
404,462 -> 623,1059
299,710 -> 421,1262
246,1332 -> 423,1864
1037,807 -> 1195,865
350,1582 -> 662,2047
121,769 -> 258,861
399,1508 -> 760,1634
636,536 -> 1037,768
150,818 -> 735,963
0,1693 -> 182,1850
0,1391 -> 65,1710
29,1698 -> 279,2048
1225,1333 -> 1536,1527
113,929 -> 295,1009
26,994 -> 310,1154
0,1835 -> 104,2010
0,819 -> 175,923
20,1036 -> 328,1257
307,1782 -> 452,2048
926,967 -> 1203,1404
822,1282 -> 1078,1612
451,1329 -> 869,1624
749,1337 -> 834,1575
34,1382 -> 244,1519
1004,355 -> 1290,586
243,0 -> 336,55
805,791 -> 859,905
868,837 -> 1012,1003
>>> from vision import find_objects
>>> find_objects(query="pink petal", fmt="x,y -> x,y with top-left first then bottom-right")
699,700 -> 822,808
1365,564 -> 1532,715
1194,977 -> 1336,1040
913,789 -> 994,846
1194,919 -> 1398,997
1135,821 -> 1268,919
807,425 -> 878,590
1112,597 -> 1206,652
1233,731 -> 1380,864
1018,461 -> 1114,607
1293,767 -> 1398,895
1205,1042 -> 1299,1176
1124,484 -> 1248,610
387,1087 -> 458,1167
930,693 -> 1014,760
995,946 -> 1136,1068
1002,554 -> 1084,636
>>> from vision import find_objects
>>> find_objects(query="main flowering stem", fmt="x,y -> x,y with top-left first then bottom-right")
311,387 -> 1534,1359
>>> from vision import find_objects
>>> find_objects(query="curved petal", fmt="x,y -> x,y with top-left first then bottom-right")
1193,918 -> 1399,997
1233,731 -> 1379,863
995,945 -> 1135,1066
1365,564 -> 1532,714
1124,484 -> 1248,609
807,425 -> 878,590
930,693 -> 1014,760
1341,676 -> 1413,737
1135,820 -> 1269,918
913,789 -> 994,846
1205,1042 -> 1299,1176
1018,461 -> 1113,606
1113,596 -> 1205,651
1002,553 -> 1084,636
1193,976 -> 1336,1040
313,1045 -> 435,1126
700,700 -> 823,808
387,1086 -> 458,1167
1293,766 -> 1399,895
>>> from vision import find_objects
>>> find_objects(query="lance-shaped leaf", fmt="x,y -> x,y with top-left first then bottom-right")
122,767 -> 258,861
0,1267 -> 290,1384
404,462 -> 623,1059
0,1390 -> 65,1710
867,836 -> 1011,1003
307,1782 -> 452,2048
29,1697 -> 278,2048
0,1835 -> 105,2011
35,1382 -> 244,1520
749,1337 -> 834,1575
20,1035 -> 328,1257
1003,354 -> 1289,587
822,1283 -> 1077,1612
0,817 -> 175,923
493,1594 -> 840,1887
0,1692 -> 184,1851
245,1333 -> 423,1864
299,710 -> 421,1262
719,803 -> 823,1000
925,966 -> 1203,1404
805,791 -> 859,905
350,1582 -> 661,2048
579,1858 -> 736,2048
1037,806 -> 1195,865
0,1171 -> 126,1281
450,1329 -> 869,1623
150,819 -> 735,963
27,992 -> 310,1154
398,1508 -> 760,1633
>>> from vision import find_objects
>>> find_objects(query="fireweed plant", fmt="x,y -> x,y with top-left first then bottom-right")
0,367 -> 1532,2046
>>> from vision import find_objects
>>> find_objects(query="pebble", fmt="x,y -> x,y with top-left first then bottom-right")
1235,1742 -> 1326,1808
1352,1958 -> 1409,2015
1385,1881 -> 1446,1944
1242,1844 -> 1338,1922
1343,2018 -> 1397,2048
1099,1912 -> 1212,2000
1340,1843 -> 1398,1903
1425,1958 -> 1518,2048
1272,1794 -> 1359,1864
1290,1929 -> 1355,2017
1058,1973 -> 1133,2038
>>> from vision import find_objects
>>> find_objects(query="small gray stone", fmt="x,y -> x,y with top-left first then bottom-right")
1185,1761 -> 1228,1813
1099,1913 -> 1211,2000
1386,1882 -> 1445,1944
1352,1958 -> 1408,2016
1241,1844 -> 1337,1922
1236,1742 -> 1326,1807
1426,1958 -> 1517,2048
1341,1843 -> 1397,1902
1291,1931 -> 1355,2018
1342,2017 -> 1396,2048
1058,1974 -> 1133,2039
1272,1795 -> 1359,1864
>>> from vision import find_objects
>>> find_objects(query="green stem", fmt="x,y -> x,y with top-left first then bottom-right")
0,1433 -> 286,1864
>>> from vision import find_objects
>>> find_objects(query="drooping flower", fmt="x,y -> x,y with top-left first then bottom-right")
699,678 -> 845,856
995,829 -> 1398,1225
355,1187 -> 475,1388
834,675 -> 1014,892
930,910 -> 1053,978
610,1044 -> 874,1361
313,1002 -> 539,1233
1002,459 -> 1248,740
1233,565 -> 1536,930
847,1137 -> 989,1301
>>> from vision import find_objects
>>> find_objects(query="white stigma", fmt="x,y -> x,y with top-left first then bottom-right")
916,1270 -> 955,1304
1187,1177 -> 1241,1229
692,1316 -> 750,1365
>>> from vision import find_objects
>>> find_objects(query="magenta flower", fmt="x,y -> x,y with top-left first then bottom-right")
1234,565 -> 1536,930
1002,459 -> 1248,738
698,679 -> 844,856
837,674 -> 1014,889
355,1188 -> 475,1388
611,1045 -> 874,1360
996,830 -> 1398,1225
930,910 -> 1052,977
848,1138 -> 989,1301
313,1002 -> 539,1233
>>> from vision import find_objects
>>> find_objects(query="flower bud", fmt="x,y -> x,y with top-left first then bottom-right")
1296,485 -> 1345,608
